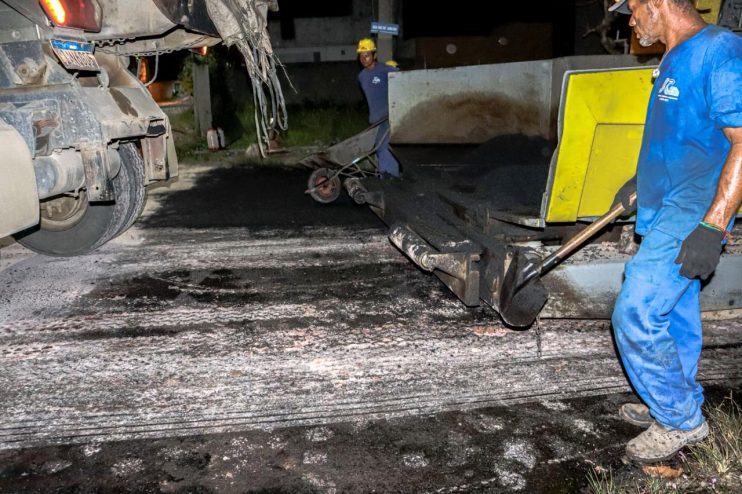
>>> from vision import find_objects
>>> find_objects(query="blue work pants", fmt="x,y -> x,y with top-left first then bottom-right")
375,120 -> 400,177
612,229 -> 704,431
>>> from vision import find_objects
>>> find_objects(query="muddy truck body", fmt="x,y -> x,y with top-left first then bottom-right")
0,0 -> 284,256
343,45 -> 742,325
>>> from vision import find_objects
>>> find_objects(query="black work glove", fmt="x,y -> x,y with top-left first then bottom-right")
612,175 -> 637,217
674,223 -> 725,280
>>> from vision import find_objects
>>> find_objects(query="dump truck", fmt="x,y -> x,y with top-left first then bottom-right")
0,0 -> 285,256
342,50 -> 742,327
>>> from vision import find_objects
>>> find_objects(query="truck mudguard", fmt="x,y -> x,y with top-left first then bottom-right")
0,116 -> 37,238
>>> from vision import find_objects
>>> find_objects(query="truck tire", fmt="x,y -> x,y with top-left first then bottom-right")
15,142 -> 147,256
114,143 -> 147,237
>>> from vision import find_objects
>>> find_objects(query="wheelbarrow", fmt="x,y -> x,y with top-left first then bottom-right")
300,120 -> 389,203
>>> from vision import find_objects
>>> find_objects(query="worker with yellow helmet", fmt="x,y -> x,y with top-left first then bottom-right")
356,37 -> 401,178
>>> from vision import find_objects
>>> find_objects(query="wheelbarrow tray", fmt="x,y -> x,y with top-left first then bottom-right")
300,121 -> 386,171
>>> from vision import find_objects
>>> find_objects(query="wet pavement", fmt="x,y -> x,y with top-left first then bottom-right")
0,158 -> 740,493
0,391 -> 726,494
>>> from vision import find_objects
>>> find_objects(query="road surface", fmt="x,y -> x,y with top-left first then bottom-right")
1,158 -> 740,492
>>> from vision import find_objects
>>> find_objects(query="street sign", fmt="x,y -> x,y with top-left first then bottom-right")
371,21 -> 399,36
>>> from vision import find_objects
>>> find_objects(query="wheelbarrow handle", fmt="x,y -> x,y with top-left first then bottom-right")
540,191 -> 637,275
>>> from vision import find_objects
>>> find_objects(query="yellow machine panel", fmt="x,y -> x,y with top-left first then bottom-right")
580,124 -> 644,216
544,64 -> 742,224
694,0 -> 724,24
545,67 -> 654,222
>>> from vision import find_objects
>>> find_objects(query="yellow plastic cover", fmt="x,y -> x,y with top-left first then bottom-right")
545,68 -> 654,222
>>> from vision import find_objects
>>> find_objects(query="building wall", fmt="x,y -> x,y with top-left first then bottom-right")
279,62 -> 367,105
220,60 -> 367,106
268,0 -> 374,63
412,23 -> 553,69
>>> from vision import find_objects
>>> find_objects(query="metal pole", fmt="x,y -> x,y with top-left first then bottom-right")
192,59 -> 212,137
377,0 -> 395,62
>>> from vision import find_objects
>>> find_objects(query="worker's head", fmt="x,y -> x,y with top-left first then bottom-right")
357,38 -> 377,69
385,60 -> 399,68
626,0 -> 665,47
610,0 -> 699,47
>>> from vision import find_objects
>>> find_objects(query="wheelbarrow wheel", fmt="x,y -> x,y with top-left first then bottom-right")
308,168 -> 342,203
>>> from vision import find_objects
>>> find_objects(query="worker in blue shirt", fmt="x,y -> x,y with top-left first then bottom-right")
609,0 -> 742,463
357,38 -> 401,178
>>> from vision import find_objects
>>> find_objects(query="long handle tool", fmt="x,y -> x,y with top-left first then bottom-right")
499,192 -> 636,327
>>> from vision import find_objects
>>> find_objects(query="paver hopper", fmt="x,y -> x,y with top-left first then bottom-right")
344,56 -> 742,326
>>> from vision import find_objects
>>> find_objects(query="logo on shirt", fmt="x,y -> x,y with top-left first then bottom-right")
658,78 -> 680,102
372,76 -> 381,85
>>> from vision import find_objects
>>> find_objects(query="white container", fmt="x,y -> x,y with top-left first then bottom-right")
206,128 -> 220,151
216,127 -> 226,149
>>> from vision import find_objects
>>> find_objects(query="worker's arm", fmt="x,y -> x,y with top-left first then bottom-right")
676,127 -> 742,280
703,126 -> 742,229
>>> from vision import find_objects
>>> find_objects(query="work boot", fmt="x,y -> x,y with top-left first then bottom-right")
626,421 -> 709,463
619,403 -> 654,428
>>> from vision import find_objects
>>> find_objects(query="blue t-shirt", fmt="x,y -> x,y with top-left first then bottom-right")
636,25 -> 742,239
358,62 -> 398,124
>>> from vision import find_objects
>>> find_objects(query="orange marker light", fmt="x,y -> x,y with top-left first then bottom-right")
138,58 -> 148,83
189,46 -> 208,56
41,0 -> 67,24
39,0 -> 102,32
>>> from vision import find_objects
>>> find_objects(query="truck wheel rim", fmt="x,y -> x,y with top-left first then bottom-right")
39,192 -> 89,232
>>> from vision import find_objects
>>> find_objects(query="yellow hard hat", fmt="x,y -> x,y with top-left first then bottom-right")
357,38 -> 376,53
385,60 -> 398,68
